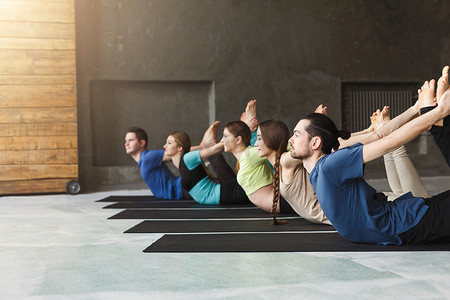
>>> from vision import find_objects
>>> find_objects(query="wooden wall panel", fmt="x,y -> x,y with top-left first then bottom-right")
0,108 -> 77,123
0,85 -> 76,107
0,37 -> 75,50
0,0 -> 78,195
0,149 -> 77,164
0,123 -> 77,137
0,21 -> 75,38
0,74 -> 76,85
0,50 -> 76,75
0,165 -> 77,181
0,179 -> 70,195
0,136 -> 77,150
0,1 -> 74,23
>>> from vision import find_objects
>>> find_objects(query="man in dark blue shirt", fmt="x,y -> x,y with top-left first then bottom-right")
288,86 -> 450,245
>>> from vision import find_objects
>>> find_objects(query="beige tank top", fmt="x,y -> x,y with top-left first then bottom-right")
279,163 -> 331,225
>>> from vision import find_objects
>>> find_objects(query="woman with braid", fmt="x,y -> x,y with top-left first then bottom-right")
221,113 -> 295,222
256,119 -> 295,223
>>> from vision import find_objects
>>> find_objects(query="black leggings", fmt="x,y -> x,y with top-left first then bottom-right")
207,153 -> 236,183
220,178 -> 251,205
399,189 -> 450,244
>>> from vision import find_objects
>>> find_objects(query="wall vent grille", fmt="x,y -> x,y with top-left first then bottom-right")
342,83 -> 419,132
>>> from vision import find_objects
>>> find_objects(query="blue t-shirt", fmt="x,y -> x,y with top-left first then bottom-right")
138,150 -> 183,199
309,143 -> 428,245
183,150 -> 220,205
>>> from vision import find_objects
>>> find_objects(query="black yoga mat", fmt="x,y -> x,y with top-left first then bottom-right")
125,218 -> 335,233
103,201 -> 255,209
96,195 -> 186,202
144,232 -> 450,253
108,209 -> 297,220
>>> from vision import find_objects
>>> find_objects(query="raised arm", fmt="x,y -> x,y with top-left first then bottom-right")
280,151 -> 304,183
339,106 -> 390,148
375,102 -> 420,139
198,142 -> 225,161
362,89 -> 450,163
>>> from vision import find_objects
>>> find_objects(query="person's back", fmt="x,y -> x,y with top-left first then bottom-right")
138,149 -> 183,199
279,153 -> 329,225
309,143 -> 427,244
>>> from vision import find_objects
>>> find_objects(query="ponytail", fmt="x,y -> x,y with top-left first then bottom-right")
338,129 -> 351,140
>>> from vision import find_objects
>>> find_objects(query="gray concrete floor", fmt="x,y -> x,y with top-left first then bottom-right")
0,177 -> 449,299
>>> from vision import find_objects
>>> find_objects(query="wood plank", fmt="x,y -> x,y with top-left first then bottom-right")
0,0 -> 73,5
0,123 -> 77,137
0,136 -> 77,150
0,75 -> 75,85
0,178 -> 73,195
0,49 -> 75,75
0,37 -> 75,50
0,21 -> 74,39
0,85 -> 76,107
0,149 -> 77,165
0,1 -> 74,23
0,164 -> 78,181
0,0 -> 79,195
0,107 -> 77,123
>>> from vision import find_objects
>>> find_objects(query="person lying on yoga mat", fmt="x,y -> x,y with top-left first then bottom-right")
277,105 -> 430,225
163,123 -> 252,205
418,65 -> 450,167
221,100 -> 295,222
288,83 -> 450,245
125,125 -> 223,200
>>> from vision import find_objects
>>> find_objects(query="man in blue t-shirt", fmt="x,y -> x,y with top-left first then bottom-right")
288,86 -> 450,245
125,127 -> 183,199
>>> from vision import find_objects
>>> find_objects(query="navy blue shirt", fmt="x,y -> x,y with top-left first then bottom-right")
138,150 -> 183,199
309,144 -> 428,245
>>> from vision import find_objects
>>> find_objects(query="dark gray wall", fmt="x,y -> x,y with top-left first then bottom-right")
75,0 -> 450,191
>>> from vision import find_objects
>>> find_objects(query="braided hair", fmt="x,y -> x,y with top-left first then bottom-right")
259,119 -> 290,225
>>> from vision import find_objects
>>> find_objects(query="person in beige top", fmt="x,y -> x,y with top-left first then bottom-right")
279,152 -> 330,224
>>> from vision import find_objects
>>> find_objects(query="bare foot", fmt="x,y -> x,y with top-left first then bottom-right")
418,80 -> 436,108
315,104 -> 328,116
419,80 -> 441,127
200,121 -> 220,145
246,117 -> 259,132
436,66 -> 449,104
369,109 -> 380,131
243,100 -> 258,131
240,112 -> 246,122
378,106 -> 390,125
245,100 -> 257,121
